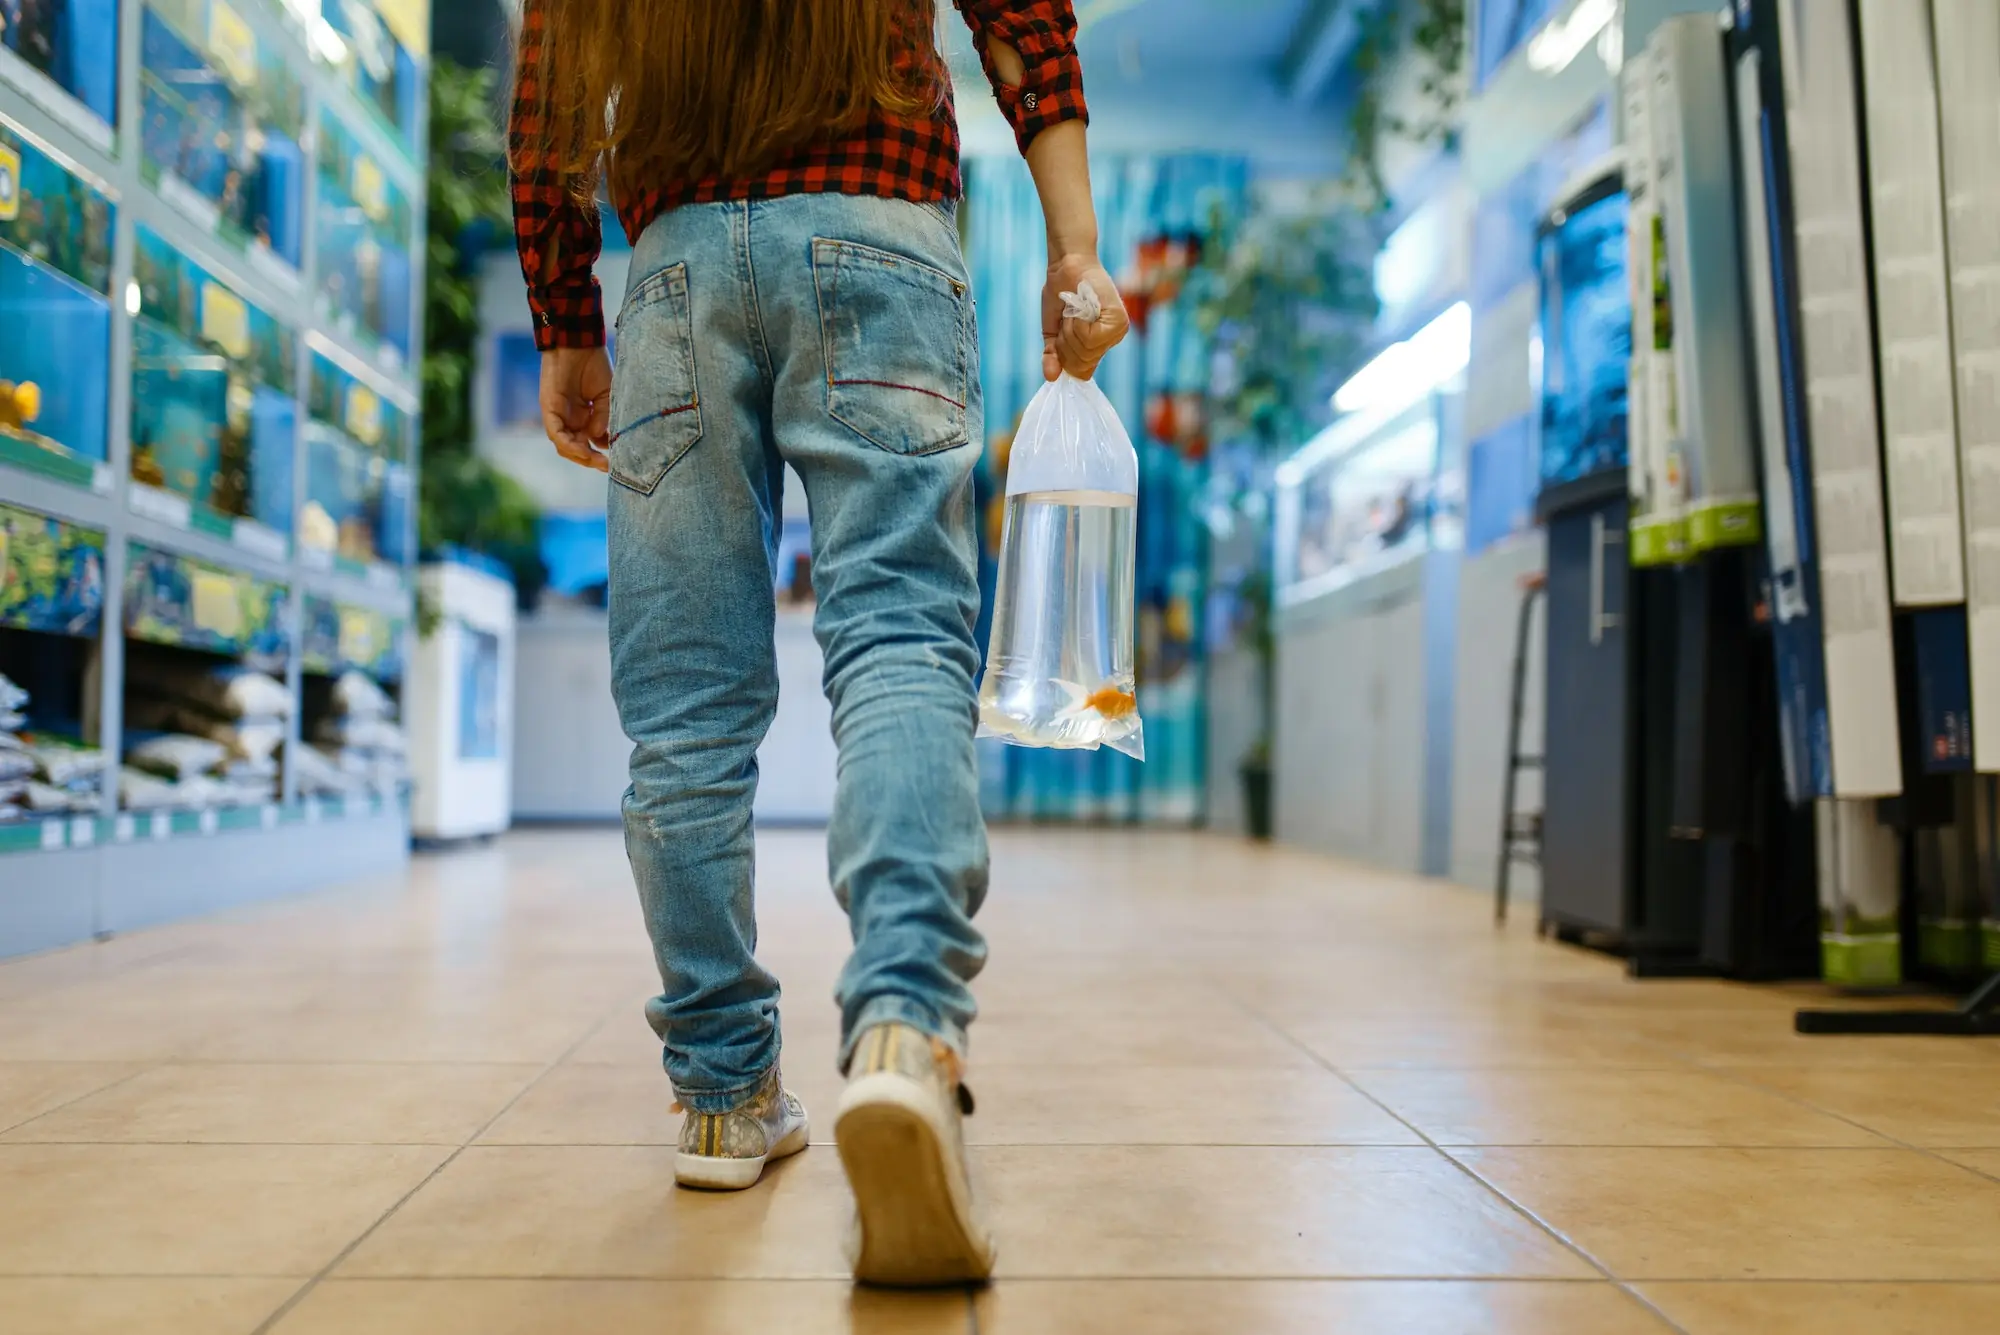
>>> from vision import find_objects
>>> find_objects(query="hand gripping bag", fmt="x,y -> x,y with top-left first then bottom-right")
976,288 -> 1143,760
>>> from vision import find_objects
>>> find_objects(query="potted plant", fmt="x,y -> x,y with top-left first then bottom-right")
1186,198 -> 1377,838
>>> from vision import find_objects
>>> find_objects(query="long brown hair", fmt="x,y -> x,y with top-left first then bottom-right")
514,0 -> 944,201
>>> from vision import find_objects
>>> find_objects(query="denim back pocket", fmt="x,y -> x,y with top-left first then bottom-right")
812,238 -> 970,455
608,262 -> 703,495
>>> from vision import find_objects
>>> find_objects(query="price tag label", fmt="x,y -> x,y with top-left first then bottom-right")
39,820 -> 64,851
373,0 -> 429,57
207,1 -> 258,88
351,153 -> 387,221
246,243 -> 299,289
158,172 -> 223,233
68,817 -> 95,847
191,570 -> 245,640
200,281 -> 251,360
114,815 -> 136,843
304,796 -> 321,824
198,807 -> 220,836
345,384 -> 383,447
261,804 -> 280,830
150,812 -> 172,841
92,463 -> 113,493
233,521 -> 288,562
298,545 -> 335,572
130,484 -> 194,529
338,608 -> 379,666
0,142 -> 19,223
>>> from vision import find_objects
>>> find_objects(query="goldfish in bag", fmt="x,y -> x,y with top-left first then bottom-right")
976,285 -> 1144,760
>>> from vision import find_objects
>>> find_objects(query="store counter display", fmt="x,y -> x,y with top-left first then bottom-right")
301,349 -> 412,578
0,121 -> 114,491
139,0 -> 305,273
315,108 -> 414,367
129,224 -> 297,555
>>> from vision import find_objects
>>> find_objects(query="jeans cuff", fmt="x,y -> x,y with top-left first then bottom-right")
667,1047 -> 780,1116
839,995 -> 967,1074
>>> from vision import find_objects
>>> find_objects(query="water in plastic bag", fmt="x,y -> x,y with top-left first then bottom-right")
977,317 -> 1143,760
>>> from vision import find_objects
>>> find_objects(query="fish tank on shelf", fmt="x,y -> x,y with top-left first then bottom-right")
0,0 -> 120,147
0,123 -> 115,491
315,109 -> 415,368
139,0 -> 306,273
301,350 -> 412,577
128,225 -> 297,554
311,0 -> 426,158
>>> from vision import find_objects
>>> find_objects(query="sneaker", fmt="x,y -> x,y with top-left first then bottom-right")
835,1021 -> 996,1286
673,1066 -> 809,1191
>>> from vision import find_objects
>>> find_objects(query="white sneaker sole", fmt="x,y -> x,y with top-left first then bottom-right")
835,1071 -> 995,1287
674,1116 -> 809,1191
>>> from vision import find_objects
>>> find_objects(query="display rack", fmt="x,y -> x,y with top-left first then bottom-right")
0,0 -> 427,958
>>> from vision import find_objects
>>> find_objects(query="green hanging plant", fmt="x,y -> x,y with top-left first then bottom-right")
1345,0 -> 1468,212
417,57 -> 545,623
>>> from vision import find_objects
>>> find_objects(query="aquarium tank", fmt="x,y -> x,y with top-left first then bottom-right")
0,126 -> 114,475
302,350 -> 411,569
139,0 -> 305,267
316,108 -> 414,364
129,225 -> 297,539
1535,187 -> 1630,494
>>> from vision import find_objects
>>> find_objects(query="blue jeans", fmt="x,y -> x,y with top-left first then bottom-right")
606,194 -> 990,1115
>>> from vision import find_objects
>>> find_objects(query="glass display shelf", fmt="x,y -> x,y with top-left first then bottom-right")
315,107 -> 414,369
0,120 -> 114,493
1274,396 -> 1447,609
139,0 -> 306,279
0,0 -> 119,151
129,223 -> 297,560
300,348 -> 411,582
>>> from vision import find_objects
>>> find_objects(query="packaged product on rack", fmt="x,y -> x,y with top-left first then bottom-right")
139,0 -> 305,266
978,300 -> 1144,761
128,226 -> 297,544
0,125 -> 115,483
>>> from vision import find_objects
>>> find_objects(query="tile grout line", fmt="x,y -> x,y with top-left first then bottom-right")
245,1014 -> 620,1335
1225,995 -> 1696,1335
0,1065 -> 162,1139
1689,1060 -> 2000,1187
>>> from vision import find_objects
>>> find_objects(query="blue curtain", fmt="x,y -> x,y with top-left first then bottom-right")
965,154 -> 1250,825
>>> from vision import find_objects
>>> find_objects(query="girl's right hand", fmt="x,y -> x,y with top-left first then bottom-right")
540,347 -> 614,472
1042,254 -> 1129,382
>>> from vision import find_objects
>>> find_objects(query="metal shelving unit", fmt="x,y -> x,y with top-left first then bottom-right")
1,0 -> 429,957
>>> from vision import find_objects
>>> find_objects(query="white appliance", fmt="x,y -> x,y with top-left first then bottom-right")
409,558 -> 518,840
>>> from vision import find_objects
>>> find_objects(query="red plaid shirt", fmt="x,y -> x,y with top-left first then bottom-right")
512,0 -> 1089,351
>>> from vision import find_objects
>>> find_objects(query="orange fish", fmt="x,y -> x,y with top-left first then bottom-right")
1083,686 -> 1137,719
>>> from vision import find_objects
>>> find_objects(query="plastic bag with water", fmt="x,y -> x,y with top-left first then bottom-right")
977,294 -> 1143,760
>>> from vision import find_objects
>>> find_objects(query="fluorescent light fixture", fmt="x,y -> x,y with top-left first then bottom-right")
125,281 -> 142,317
310,17 -> 350,64
1331,301 -> 1470,415
1526,0 -> 1617,76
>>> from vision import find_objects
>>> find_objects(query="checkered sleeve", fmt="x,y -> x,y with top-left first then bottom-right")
510,0 -> 605,351
954,0 -> 1090,155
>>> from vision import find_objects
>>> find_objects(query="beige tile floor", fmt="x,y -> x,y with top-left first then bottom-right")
3,828 -> 1999,1334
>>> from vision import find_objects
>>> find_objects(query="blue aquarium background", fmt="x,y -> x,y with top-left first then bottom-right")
1537,189 -> 1630,491
139,7 -> 304,265
0,0 -> 118,124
